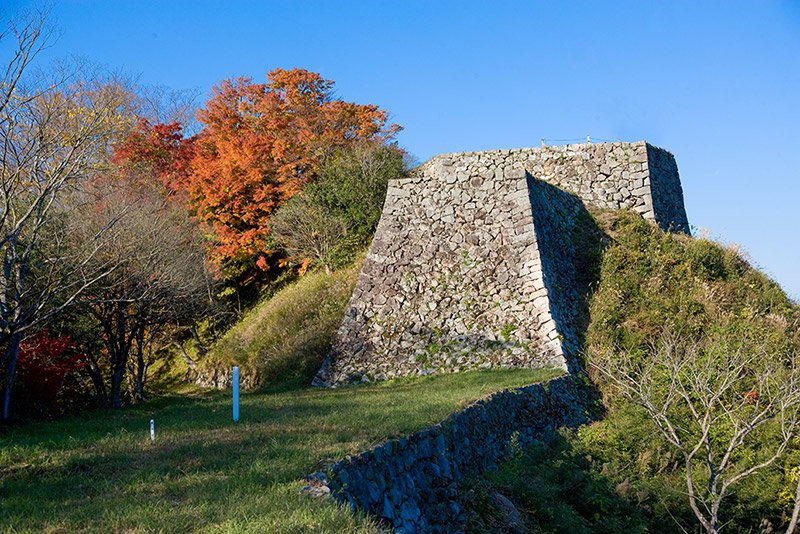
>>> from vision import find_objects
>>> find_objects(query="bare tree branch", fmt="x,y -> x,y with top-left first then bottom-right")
592,333 -> 800,533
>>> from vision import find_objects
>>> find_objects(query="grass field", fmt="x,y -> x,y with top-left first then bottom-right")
0,368 -> 559,533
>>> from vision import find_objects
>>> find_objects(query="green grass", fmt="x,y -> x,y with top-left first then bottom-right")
202,261 -> 360,385
0,368 -> 560,533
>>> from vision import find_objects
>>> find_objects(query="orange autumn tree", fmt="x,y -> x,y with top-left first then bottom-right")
189,68 -> 400,277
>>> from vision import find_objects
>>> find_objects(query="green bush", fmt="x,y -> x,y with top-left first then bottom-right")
308,141 -> 406,239
586,213 -> 800,530
465,429 -> 658,534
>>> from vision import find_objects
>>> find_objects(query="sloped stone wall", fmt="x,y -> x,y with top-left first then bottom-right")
646,144 -> 691,233
314,142 -> 689,387
527,180 -> 587,362
314,166 -> 571,387
313,375 -> 592,533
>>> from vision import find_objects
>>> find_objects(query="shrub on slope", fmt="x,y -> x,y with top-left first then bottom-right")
467,210 -> 800,533
587,210 -> 799,368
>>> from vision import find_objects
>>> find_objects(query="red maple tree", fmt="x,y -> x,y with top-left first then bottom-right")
113,119 -> 196,196
189,68 -> 400,274
114,68 -> 400,278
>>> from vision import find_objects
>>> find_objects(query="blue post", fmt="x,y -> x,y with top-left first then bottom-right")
232,366 -> 240,422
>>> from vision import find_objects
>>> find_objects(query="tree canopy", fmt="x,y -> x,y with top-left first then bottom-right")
116,68 -> 401,280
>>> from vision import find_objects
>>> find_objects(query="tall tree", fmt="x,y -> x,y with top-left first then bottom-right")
189,68 -> 400,277
77,173 -> 211,408
74,174 -> 210,408
0,11 -> 137,420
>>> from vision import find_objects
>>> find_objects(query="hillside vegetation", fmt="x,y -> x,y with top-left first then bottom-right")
467,210 -> 800,533
587,210 -> 799,360
201,260 -> 361,385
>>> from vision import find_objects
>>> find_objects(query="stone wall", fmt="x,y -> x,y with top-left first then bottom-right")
192,367 -> 257,390
527,179 -> 587,362
516,141 -> 688,230
646,144 -> 691,233
314,141 -> 689,387
306,375 -> 592,533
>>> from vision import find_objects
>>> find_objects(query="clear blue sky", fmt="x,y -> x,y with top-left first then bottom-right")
6,0 -> 800,299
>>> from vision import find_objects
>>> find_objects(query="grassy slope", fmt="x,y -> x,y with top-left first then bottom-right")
202,261 -> 360,385
0,368 -> 560,533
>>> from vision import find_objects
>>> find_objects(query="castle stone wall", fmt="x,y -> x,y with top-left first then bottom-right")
306,376 -> 592,533
647,144 -> 691,232
314,142 -> 688,386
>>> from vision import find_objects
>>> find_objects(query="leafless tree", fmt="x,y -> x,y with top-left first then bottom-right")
135,83 -> 200,134
593,333 -> 800,533
0,10 -> 138,420
270,194 -> 347,273
76,174 -> 211,408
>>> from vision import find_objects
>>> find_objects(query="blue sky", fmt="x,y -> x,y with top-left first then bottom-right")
5,0 -> 800,298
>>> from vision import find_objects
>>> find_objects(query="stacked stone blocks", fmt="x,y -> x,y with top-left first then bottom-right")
313,376 -> 591,532
314,141 -> 689,386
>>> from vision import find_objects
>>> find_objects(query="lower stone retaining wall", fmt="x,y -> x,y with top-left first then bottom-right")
312,375 -> 593,533
191,367 -> 257,389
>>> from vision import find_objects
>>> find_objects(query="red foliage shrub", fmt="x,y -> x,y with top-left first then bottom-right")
14,330 -> 90,417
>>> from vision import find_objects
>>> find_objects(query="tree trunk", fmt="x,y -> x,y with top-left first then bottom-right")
172,338 -> 197,369
190,327 -> 207,357
101,302 -> 133,409
109,326 -> 128,409
84,356 -> 109,407
172,338 -> 198,382
685,458 -> 717,534
110,355 -> 126,409
1,332 -> 23,421
786,471 -> 800,534
133,327 -> 146,402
